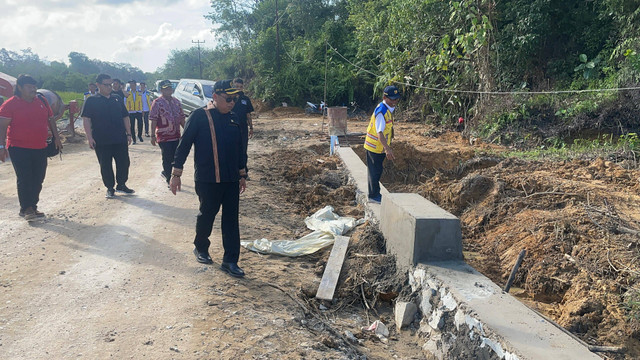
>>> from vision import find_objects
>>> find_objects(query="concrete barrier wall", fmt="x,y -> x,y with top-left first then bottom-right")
381,193 -> 462,269
336,147 -> 600,360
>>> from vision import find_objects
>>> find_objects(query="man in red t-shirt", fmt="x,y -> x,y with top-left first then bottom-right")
149,80 -> 185,186
0,74 -> 62,221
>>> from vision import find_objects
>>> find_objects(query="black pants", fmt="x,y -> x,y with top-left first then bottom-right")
142,111 -> 149,135
129,113 -> 143,139
94,143 -> 130,190
8,146 -> 47,211
158,140 -> 178,184
366,150 -> 386,198
194,181 -> 241,263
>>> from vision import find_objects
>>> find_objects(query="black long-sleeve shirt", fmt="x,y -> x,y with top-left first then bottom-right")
173,107 -> 246,183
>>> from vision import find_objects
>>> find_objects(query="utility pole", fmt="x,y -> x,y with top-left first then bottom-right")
275,0 -> 280,72
192,40 -> 205,78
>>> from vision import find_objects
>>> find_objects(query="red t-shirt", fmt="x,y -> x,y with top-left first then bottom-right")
0,95 -> 53,149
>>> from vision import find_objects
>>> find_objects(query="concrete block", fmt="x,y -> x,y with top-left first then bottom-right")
417,262 -> 600,360
419,288 -> 436,315
428,309 -> 444,331
441,291 -> 457,311
395,301 -> 418,329
380,193 -> 462,269
423,336 -> 444,360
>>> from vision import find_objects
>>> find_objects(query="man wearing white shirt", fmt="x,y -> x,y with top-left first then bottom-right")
140,82 -> 152,138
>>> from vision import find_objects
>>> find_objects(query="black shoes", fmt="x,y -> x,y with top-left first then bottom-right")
193,248 -> 213,264
19,207 -> 45,218
107,187 -> 133,197
145,133 -> 150,137
192,249 -> 245,277
138,136 -> 144,143
23,207 -> 38,221
115,185 -> 135,194
220,262 -> 245,278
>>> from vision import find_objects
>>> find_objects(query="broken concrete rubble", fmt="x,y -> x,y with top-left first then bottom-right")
394,301 -> 418,329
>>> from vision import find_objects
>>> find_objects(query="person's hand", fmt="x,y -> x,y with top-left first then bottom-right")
239,178 -> 246,194
127,135 -> 132,146
54,137 -> 63,151
0,148 -> 7,162
150,137 -> 156,146
248,127 -> 254,139
385,147 -> 395,161
170,176 -> 181,195
88,137 -> 96,149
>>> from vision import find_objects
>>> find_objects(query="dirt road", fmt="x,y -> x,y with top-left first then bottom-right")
0,114 -> 425,360
6,109 -> 635,359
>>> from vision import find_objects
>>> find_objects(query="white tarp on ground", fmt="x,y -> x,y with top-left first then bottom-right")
241,206 -> 364,257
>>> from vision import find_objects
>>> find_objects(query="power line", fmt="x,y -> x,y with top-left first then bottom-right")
326,42 -> 640,95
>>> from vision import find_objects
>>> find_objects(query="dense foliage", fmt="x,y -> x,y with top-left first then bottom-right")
2,0 -> 639,142
0,48 -> 146,93
179,0 -> 640,135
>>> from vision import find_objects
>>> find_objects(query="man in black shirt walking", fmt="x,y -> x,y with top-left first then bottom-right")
231,78 -> 254,177
170,79 -> 248,278
110,79 -> 126,100
82,74 -> 135,198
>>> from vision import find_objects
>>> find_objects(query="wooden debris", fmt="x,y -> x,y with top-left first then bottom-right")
316,235 -> 350,301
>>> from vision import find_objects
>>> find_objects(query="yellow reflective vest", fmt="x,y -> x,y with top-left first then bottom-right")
363,102 -> 393,153
126,91 -> 142,112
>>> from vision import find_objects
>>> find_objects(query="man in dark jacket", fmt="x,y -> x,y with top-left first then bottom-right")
170,79 -> 248,278
232,78 -> 254,176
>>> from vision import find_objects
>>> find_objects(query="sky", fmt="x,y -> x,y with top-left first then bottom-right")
0,0 -> 217,73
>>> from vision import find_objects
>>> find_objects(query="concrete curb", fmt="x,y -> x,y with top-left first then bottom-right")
336,146 -> 600,360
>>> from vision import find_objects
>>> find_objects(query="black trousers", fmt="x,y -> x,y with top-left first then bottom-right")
142,111 -> 149,134
129,112 -> 143,139
94,143 -> 130,190
158,140 -> 178,184
194,181 -> 241,264
8,146 -> 47,211
366,150 -> 386,198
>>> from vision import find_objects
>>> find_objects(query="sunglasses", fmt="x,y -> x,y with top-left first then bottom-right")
219,94 -> 238,103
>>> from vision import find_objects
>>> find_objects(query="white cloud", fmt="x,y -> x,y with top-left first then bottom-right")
121,23 -> 182,52
193,28 -> 215,42
0,0 -> 216,72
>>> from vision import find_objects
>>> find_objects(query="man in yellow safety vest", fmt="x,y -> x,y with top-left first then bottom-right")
362,85 -> 401,203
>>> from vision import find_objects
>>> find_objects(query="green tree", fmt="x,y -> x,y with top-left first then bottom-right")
65,73 -> 91,92
68,52 -> 100,75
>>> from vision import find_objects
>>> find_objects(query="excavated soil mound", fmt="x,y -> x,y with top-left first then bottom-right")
349,121 -> 640,359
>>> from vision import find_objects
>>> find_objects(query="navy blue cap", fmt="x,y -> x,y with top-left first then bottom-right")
383,85 -> 401,100
159,80 -> 172,89
214,79 -> 239,95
